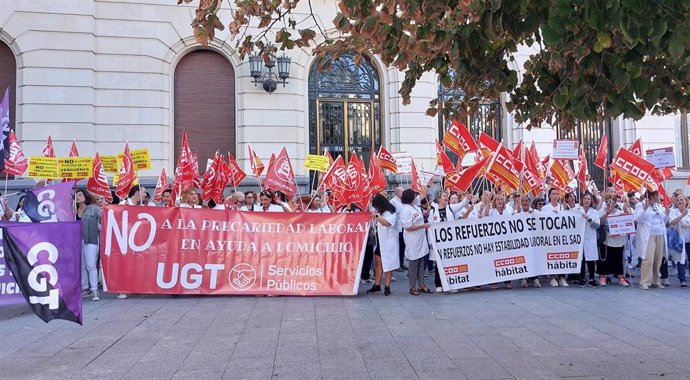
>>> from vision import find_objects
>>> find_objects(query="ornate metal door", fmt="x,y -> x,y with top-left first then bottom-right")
557,119 -> 613,190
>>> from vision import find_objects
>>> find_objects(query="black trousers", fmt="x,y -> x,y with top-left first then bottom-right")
434,266 -> 442,288
361,244 -> 374,280
398,231 -> 406,268
660,257 -> 668,279
580,258 -> 596,281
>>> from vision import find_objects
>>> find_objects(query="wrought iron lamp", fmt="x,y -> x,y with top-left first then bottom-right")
248,51 -> 291,93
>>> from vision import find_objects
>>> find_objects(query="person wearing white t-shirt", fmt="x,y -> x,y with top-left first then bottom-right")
400,189 -> 431,295
669,195 -> 690,287
256,190 -> 284,212
635,190 -> 669,289
541,188 -> 568,287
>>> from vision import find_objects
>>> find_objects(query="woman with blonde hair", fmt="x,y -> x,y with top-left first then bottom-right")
669,194 -> 690,287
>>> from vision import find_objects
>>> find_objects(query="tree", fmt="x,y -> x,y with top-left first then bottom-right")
178,0 -> 690,130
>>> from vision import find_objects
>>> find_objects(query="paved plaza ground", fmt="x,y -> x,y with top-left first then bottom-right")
1,272 -> 690,380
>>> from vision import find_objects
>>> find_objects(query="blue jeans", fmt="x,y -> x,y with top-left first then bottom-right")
677,243 -> 690,283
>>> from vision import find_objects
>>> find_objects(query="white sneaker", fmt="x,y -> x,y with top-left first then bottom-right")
662,279 -> 671,286
533,279 -> 542,288
435,287 -> 443,293
550,278 -> 559,287
91,290 -> 100,301
559,278 -> 569,287
116,293 -> 128,299
391,277 -> 397,282
520,279 -> 528,288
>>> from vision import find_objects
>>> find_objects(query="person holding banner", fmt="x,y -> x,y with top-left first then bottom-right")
564,193 -> 581,212
635,191 -> 669,290
428,191 -> 466,293
669,195 -> 690,287
515,195 -> 541,288
578,193 -> 600,287
178,189 -> 202,208
598,193 -> 632,287
368,194 -> 399,296
486,193 -> 514,289
257,190 -> 284,212
400,189 -> 432,295
542,188 -> 569,287
241,191 -> 258,211
75,189 -> 102,301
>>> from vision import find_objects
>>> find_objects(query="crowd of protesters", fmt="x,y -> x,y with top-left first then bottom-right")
1,178 -> 689,300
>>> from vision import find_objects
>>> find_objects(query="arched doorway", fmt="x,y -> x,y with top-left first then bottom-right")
174,50 -> 235,172
308,52 -> 382,166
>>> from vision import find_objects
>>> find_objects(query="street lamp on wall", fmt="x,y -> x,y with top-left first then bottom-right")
248,51 -> 291,93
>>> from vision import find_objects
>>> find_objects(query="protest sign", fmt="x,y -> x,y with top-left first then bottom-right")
101,155 -> 119,173
27,157 -> 59,179
101,206 -> 369,296
606,213 -> 635,235
304,154 -> 330,172
391,152 -> 412,174
644,147 -> 675,169
117,148 -> 151,171
430,211 -> 586,290
57,157 -> 93,179
551,140 -> 579,160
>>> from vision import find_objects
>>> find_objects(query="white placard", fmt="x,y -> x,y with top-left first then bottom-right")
430,211 -> 586,291
644,147 -> 675,168
551,140 -> 580,160
460,152 -> 477,167
391,152 -> 412,174
606,213 -> 635,235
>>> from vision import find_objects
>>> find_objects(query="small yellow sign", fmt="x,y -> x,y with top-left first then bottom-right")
58,157 -> 93,179
101,155 -> 119,173
28,157 -> 59,179
118,148 -> 151,171
304,154 -> 330,172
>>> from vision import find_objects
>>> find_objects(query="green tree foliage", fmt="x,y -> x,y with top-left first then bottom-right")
179,0 -> 690,129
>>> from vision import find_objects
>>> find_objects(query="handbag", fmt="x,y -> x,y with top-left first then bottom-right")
667,227 -> 683,253
597,224 -> 608,245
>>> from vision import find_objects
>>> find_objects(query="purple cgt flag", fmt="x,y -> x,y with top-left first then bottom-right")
24,181 -> 76,223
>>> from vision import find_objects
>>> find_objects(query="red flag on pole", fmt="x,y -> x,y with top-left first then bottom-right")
594,133 -> 608,169
343,155 -> 364,206
354,154 -> 372,210
247,144 -> 265,178
486,144 -> 523,193
68,141 -> 79,157
263,148 -> 297,196
528,142 -> 546,180
438,149 -> 456,175
443,121 -> 479,159
368,150 -> 387,194
4,131 -> 28,176
377,146 -> 397,173
227,152 -> 247,189
512,140 -> 523,161
629,138 -> 643,157
201,152 -> 221,202
42,136 -> 55,158
445,156 -> 489,192
522,152 -> 543,196
115,144 -> 135,199
87,153 -> 113,203
610,147 -> 655,192
478,132 -> 500,158
153,168 -> 168,203
324,155 -> 349,199
410,159 -> 423,193
265,153 -> 276,182
550,159 -> 575,189
577,146 -> 588,188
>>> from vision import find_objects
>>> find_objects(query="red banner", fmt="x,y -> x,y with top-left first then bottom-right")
101,206 -> 369,296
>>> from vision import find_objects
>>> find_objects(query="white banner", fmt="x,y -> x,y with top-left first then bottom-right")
391,152 -> 412,174
607,213 -> 635,235
430,211 -> 586,290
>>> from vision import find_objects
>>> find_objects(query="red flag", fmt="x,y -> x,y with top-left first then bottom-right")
87,153 -> 113,203
609,172 -> 625,194
263,147 -> 297,196
410,159 -> 424,193
512,140 -> 523,161
478,132 -> 500,158
610,147 -> 655,192
438,149 -> 456,175
377,146 -> 397,173
324,155 -> 349,201
486,144 -> 523,193
522,152 -> 543,196
153,168 -> 168,203
354,154 -> 372,210
247,144 -> 265,178
201,152 -> 221,202
445,156 -> 489,192
227,152 -> 247,189
550,159 -> 575,190
550,176 -> 574,195
629,138 -> 642,157
190,152 -> 201,189
115,144 -> 135,199
659,184 -> 672,208
368,150 -> 387,194
529,142 -> 546,180
42,136 -> 55,158
68,141 -> 79,157
344,155 -> 364,206
4,131 -> 28,176
265,153 -> 276,182
172,131 -> 195,199
443,121 -> 478,159
595,133 -> 608,169
577,146 -> 588,188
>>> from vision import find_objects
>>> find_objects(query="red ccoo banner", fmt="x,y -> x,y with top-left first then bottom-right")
101,206 -> 370,296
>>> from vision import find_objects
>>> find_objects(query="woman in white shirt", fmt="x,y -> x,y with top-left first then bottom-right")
427,191 -> 465,293
598,193 -> 632,287
178,189 -> 202,208
669,195 -> 690,287
635,190 -> 669,289
486,194 -> 513,289
542,188 -> 568,287
400,189 -> 432,295
256,190 -> 284,212
367,194 -> 399,296
578,193 -> 600,287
